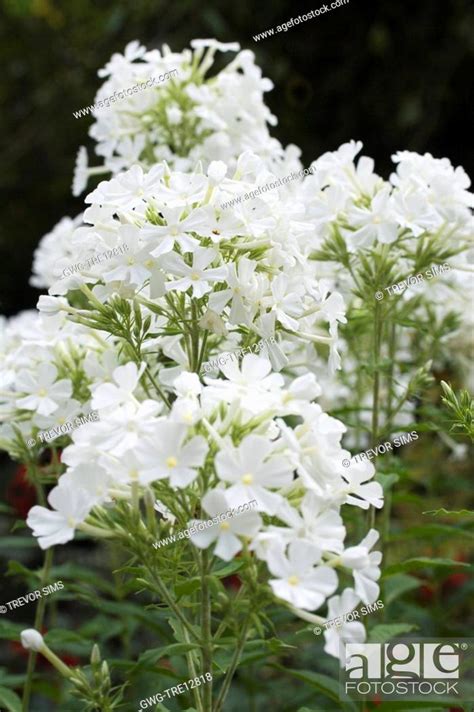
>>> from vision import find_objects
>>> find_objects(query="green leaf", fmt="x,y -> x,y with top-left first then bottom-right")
270,665 -> 346,706
368,623 -> 418,643
383,573 -> 421,605
389,524 -> 474,542
174,578 -> 201,599
0,621 -> 27,641
377,472 -> 400,491
135,643 -> 197,669
0,537 -> 37,549
0,685 -> 22,712
5,560 -> 35,579
213,560 -> 245,578
384,557 -> 472,576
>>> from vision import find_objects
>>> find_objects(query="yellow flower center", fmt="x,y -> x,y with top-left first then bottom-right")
191,272 -> 201,281
171,226 -> 178,236
242,473 -> 253,485
127,257 -> 136,265
166,456 -> 178,468
38,388 -> 47,397
129,469 -> 139,481
145,259 -> 154,268
288,576 -> 300,586
67,516 -> 76,528
219,521 -> 230,531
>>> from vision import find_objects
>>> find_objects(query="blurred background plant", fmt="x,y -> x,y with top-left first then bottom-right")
0,0 -> 473,710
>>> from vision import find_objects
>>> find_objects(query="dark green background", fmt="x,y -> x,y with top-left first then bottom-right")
0,0 -> 472,316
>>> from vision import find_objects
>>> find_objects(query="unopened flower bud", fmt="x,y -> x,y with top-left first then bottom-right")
101,660 -> 110,680
91,644 -> 101,664
21,629 -> 45,652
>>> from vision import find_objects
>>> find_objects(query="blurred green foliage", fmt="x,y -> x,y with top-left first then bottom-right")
0,0 -> 473,315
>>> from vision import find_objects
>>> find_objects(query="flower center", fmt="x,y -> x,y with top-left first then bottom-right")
242,473 -> 253,485
38,388 -> 47,397
166,456 -> 178,468
129,469 -> 139,480
191,272 -> 201,281
67,516 -> 76,528
288,575 -> 299,586
219,521 -> 230,531
145,259 -> 154,268
127,257 -> 136,265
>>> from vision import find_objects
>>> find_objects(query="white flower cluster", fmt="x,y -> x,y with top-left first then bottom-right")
72,39 -> 301,196
298,140 -> 474,391
0,310 -> 119,457
301,141 -> 473,254
40,155 -> 346,371
25,357 -> 383,661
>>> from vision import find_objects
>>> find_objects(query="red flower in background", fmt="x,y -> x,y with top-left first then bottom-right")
442,553 -> 470,596
6,465 -> 36,519
417,582 -> 435,604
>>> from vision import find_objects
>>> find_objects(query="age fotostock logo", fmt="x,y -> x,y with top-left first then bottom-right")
340,639 -> 473,702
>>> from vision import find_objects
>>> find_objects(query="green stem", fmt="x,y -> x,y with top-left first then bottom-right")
213,616 -> 250,712
143,366 -> 170,409
386,321 -> 397,430
369,300 -> 383,529
191,301 -> 201,372
371,300 -> 382,449
183,628 -> 205,712
201,549 -> 213,710
22,547 -> 54,711
148,569 -> 199,643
